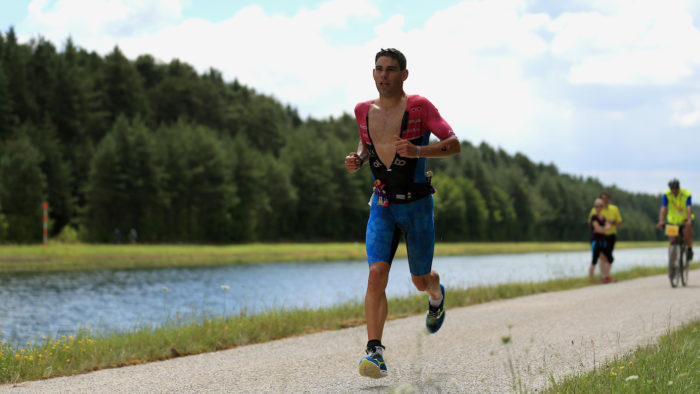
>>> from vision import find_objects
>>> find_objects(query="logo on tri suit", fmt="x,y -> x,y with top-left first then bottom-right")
392,157 -> 406,167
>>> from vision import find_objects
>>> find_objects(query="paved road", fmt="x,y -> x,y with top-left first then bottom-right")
2,274 -> 699,393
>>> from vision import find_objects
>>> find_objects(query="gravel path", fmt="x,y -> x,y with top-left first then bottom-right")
2,273 -> 699,393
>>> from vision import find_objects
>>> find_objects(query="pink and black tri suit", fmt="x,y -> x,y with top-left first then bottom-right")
355,95 -> 456,202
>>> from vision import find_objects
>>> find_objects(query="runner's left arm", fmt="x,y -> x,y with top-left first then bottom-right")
394,97 -> 460,158
416,136 -> 460,158
421,98 -> 460,158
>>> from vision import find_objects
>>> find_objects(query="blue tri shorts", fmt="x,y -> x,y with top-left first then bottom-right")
365,193 -> 435,276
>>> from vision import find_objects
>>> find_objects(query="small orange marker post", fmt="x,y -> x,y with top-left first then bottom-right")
42,202 -> 48,247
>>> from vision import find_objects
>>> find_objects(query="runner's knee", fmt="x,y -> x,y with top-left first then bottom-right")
411,271 -> 436,291
368,262 -> 390,290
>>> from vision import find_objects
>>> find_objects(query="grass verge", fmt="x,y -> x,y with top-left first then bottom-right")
0,262 -> 696,384
549,319 -> 700,393
0,241 -> 665,273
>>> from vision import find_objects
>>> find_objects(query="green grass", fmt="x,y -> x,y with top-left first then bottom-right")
550,319 -> 700,393
0,261 -> 696,385
0,241 -> 665,273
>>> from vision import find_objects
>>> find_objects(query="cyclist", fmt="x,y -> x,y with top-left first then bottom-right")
656,178 -> 694,261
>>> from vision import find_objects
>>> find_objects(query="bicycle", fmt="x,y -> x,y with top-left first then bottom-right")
665,224 -> 689,288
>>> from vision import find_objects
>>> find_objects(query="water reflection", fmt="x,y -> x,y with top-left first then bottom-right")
0,248 -> 665,345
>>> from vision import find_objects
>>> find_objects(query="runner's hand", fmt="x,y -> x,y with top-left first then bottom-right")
394,136 -> 418,158
345,152 -> 362,173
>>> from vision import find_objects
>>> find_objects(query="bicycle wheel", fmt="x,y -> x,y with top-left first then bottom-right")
681,244 -> 689,287
669,244 -> 680,288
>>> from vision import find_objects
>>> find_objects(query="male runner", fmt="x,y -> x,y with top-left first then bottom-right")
344,48 -> 461,379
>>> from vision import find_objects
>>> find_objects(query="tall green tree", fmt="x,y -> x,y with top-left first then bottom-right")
28,37 -> 57,117
0,131 -> 46,242
134,54 -> 164,91
2,28 -> 37,124
102,46 -> 148,123
83,116 -> 162,242
504,169 -> 535,240
52,38 -> 85,144
486,185 -> 517,240
226,134 -> 269,241
155,122 -> 234,242
23,119 -> 74,236
0,63 -> 15,139
254,156 -> 298,240
279,125 -> 342,240
149,59 -> 201,126
461,177 -> 489,240
433,174 -> 467,241
239,95 -> 290,155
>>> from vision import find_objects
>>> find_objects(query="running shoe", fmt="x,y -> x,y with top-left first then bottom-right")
426,284 -> 445,334
358,348 -> 387,379
601,277 -> 617,284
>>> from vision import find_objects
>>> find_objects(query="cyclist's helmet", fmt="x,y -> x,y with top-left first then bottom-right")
668,178 -> 680,189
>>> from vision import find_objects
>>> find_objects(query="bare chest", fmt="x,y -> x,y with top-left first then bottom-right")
368,104 -> 406,166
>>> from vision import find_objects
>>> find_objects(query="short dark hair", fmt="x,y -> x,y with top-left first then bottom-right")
375,48 -> 406,70
601,191 -> 610,198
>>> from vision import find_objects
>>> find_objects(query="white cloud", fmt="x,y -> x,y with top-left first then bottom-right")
26,0 -> 184,40
670,94 -> 700,127
550,0 -> 700,85
588,169 -> 699,196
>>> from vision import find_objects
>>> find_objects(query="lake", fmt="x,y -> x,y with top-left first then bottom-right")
0,247 -> 666,345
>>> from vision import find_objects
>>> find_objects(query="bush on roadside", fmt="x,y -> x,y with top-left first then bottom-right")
54,225 -> 80,244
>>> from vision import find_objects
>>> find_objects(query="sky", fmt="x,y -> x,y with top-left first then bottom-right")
2,0 -> 700,198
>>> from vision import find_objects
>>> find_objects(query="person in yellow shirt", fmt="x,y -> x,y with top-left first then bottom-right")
589,198 -> 611,283
656,179 -> 694,261
588,191 -> 622,283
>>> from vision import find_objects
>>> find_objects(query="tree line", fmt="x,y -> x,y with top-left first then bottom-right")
0,29 -> 692,243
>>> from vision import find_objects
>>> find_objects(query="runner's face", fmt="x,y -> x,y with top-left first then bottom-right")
373,56 -> 406,95
671,187 -> 680,196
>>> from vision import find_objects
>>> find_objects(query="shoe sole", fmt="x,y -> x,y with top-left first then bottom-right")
358,358 -> 387,379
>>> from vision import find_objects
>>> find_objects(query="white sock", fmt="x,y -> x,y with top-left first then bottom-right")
373,346 -> 384,356
429,295 -> 443,307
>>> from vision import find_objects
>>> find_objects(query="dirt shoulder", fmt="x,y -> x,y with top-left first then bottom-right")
2,273 -> 698,393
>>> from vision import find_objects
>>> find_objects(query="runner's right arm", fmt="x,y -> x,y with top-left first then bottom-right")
345,140 -> 368,173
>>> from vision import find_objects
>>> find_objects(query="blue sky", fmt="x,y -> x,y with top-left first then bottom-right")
2,0 -> 700,198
